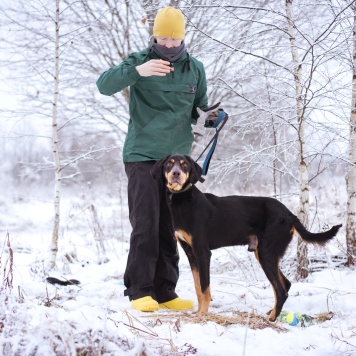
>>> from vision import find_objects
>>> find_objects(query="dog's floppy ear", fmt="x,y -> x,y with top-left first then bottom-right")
186,156 -> 203,185
151,157 -> 168,180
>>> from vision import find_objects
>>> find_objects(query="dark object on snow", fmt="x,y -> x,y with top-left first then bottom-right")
151,154 -> 342,322
46,277 -> 81,286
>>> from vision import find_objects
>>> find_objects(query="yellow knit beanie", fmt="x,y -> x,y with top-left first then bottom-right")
153,7 -> 185,40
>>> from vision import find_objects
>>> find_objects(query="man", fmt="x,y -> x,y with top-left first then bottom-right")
97,7 -> 215,312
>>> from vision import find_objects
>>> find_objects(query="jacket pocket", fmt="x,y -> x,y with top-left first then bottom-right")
136,81 -> 197,113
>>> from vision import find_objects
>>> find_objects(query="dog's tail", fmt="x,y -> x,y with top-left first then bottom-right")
292,217 -> 342,246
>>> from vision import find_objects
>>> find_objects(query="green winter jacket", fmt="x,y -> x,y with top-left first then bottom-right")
96,48 -> 208,162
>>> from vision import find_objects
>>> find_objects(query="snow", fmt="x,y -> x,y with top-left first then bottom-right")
1,186 -> 356,356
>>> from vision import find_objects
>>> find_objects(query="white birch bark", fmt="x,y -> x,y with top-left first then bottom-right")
346,5 -> 356,266
285,0 -> 309,279
48,0 -> 61,270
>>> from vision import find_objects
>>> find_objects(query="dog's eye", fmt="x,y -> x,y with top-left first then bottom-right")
166,162 -> 173,167
181,162 -> 188,169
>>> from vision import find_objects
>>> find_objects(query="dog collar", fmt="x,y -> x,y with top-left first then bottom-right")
168,183 -> 192,194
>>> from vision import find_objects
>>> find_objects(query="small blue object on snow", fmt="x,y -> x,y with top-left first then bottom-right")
286,312 -> 300,326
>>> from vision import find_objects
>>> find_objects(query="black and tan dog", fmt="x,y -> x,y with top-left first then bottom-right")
151,154 -> 342,321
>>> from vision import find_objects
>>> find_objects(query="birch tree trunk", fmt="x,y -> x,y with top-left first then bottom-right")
346,5 -> 356,267
285,0 -> 309,279
48,0 -> 61,270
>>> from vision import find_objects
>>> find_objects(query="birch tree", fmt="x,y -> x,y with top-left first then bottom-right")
346,4 -> 356,267
49,0 -> 61,270
285,0 -> 309,278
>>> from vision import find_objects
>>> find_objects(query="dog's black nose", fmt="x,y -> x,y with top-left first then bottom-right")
172,170 -> 181,177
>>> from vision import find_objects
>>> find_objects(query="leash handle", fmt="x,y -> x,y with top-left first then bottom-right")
195,109 -> 228,178
211,108 -> 226,128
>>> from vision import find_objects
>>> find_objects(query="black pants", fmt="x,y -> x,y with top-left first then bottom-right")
123,161 -> 179,303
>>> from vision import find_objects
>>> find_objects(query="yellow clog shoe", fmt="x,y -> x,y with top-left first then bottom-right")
159,297 -> 194,310
131,296 -> 159,312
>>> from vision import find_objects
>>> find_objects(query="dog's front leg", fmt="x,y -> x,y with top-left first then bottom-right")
191,267 -> 203,312
195,248 -> 212,314
174,235 -> 203,312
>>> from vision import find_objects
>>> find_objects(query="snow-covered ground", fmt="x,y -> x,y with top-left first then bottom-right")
1,183 -> 355,355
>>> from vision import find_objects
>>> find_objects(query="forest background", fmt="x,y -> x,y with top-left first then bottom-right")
0,0 -> 356,355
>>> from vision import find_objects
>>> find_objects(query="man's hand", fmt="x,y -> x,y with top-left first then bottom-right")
197,102 -> 222,127
136,59 -> 173,77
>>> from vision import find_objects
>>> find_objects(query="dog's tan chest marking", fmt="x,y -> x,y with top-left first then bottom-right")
175,230 -> 193,246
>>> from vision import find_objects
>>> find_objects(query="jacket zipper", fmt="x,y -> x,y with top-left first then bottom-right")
170,63 -> 174,79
